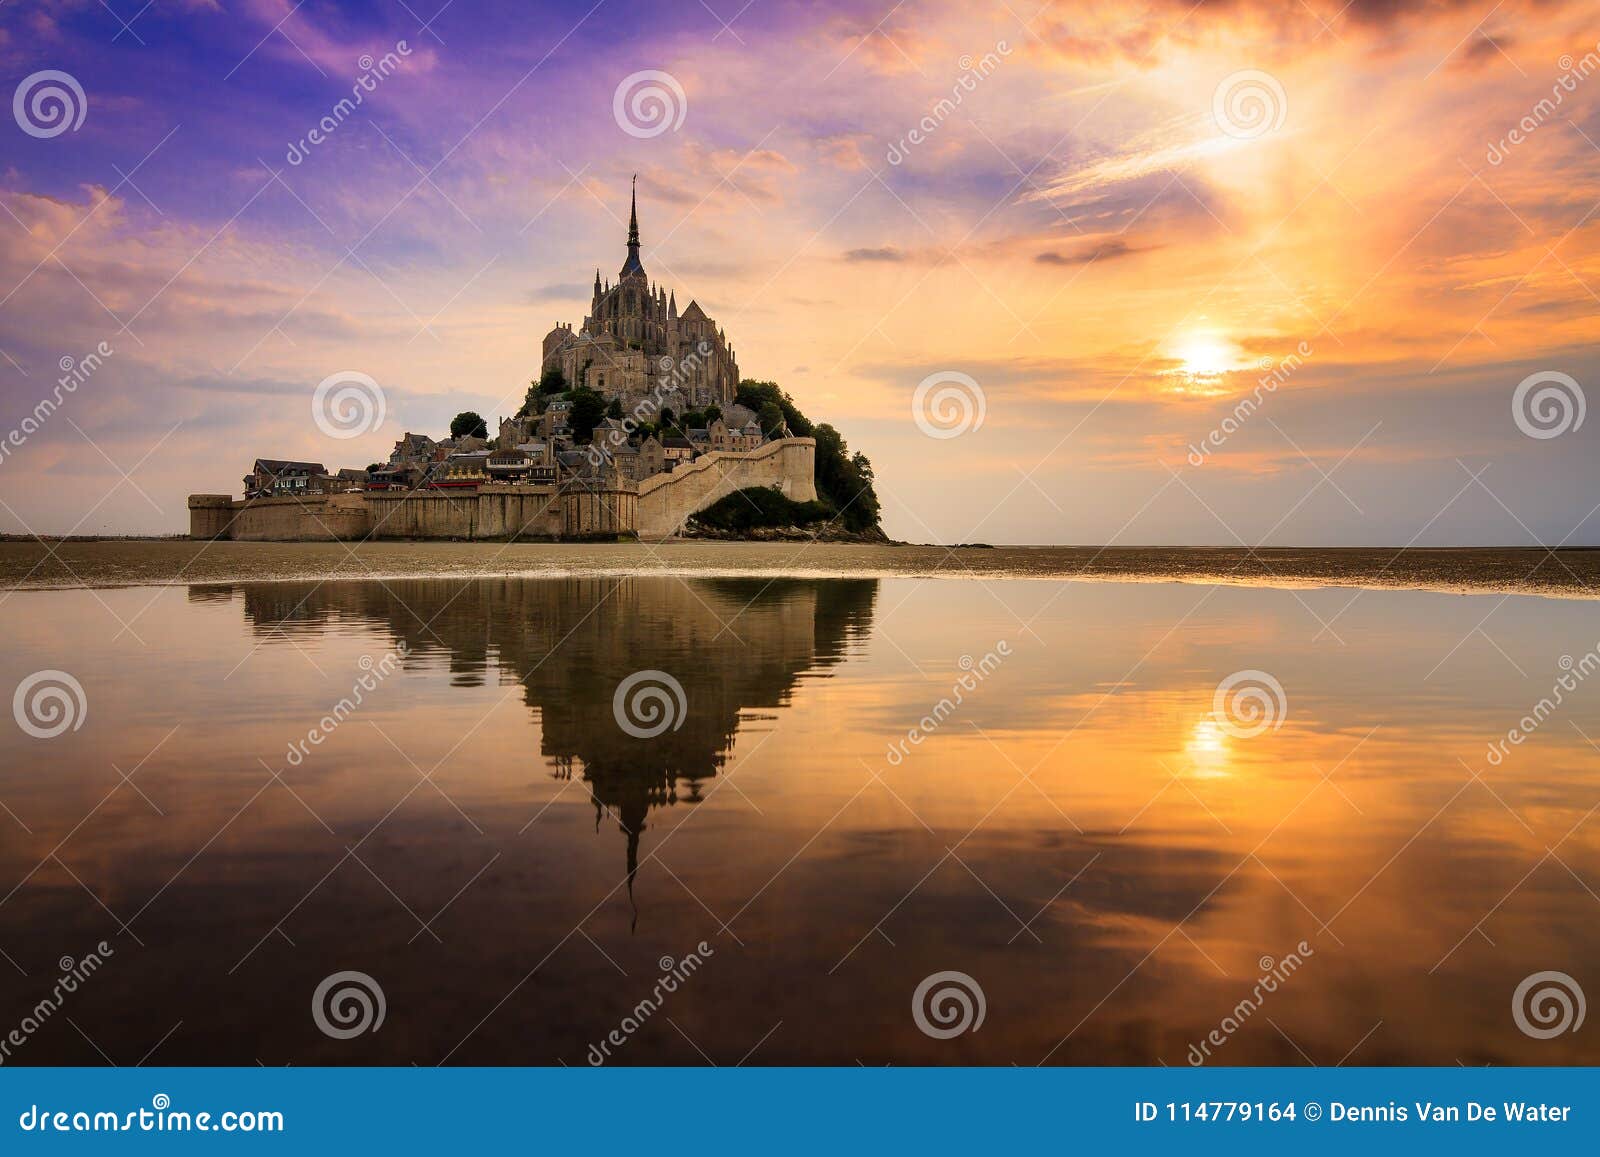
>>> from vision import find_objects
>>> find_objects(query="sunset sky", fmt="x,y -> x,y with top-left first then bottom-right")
2,0 -> 1598,543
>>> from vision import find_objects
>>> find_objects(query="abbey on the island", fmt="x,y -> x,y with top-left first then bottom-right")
539,177 -> 741,410
188,179 -> 819,543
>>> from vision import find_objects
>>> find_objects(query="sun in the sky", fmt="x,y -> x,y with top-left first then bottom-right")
1164,331 -> 1247,396
1176,334 -> 1234,377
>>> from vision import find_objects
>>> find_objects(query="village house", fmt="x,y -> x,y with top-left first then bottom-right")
661,436 -> 696,466
244,458 -> 327,498
367,463 -> 421,490
710,418 -> 764,453
432,450 -> 492,489
389,432 -> 436,468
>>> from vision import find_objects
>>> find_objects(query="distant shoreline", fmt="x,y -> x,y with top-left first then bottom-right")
2,534 -> 1596,551
2,539 -> 1597,600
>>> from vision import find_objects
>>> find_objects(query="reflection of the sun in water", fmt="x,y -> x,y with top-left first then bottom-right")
1184,716 -> 1233,778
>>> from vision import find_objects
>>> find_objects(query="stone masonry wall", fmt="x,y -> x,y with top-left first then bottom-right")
635,438 -> 816,538
189,438 -> 816,541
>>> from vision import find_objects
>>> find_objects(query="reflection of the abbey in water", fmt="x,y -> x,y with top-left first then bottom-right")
203,576 -> 876,913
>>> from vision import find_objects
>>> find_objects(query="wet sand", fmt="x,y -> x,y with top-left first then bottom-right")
1,538 -> 1597,598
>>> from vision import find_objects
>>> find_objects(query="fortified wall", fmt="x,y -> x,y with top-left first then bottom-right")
189,437 -> 815,542
635,437 -> 815,537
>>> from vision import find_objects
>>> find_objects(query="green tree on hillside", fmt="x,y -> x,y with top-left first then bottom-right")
566,387 -> 607,444
813,425 -> 880,532
735,379 -> 881,533
755,401 -> 782,437
736,380 -> 813,437
691,486 -> 831,531
519,366 -> 570,417
450,411 -> 488,439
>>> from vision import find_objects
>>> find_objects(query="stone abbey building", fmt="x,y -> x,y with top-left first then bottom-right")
190,180 -> 817,542
539,179 -> 741,410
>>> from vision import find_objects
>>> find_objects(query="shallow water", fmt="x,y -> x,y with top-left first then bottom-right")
0,574 -> 1596,1065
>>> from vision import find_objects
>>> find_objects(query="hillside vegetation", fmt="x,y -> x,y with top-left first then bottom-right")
689,487 -> 833,532
734,380 -> 882,534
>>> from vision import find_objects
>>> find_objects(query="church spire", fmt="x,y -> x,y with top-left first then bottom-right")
620,174 -> 645,279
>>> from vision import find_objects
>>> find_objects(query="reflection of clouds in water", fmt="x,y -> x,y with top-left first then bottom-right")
1,576 -> 1598,1065
849,584 -> 1600,776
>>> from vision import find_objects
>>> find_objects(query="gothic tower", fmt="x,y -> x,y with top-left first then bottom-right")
620,175 -> 645,281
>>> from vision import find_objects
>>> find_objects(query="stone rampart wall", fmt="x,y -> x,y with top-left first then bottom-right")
188,437 -> 816,541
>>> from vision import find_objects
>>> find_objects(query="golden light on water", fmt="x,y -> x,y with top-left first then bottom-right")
1184,716 -> 1233,777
